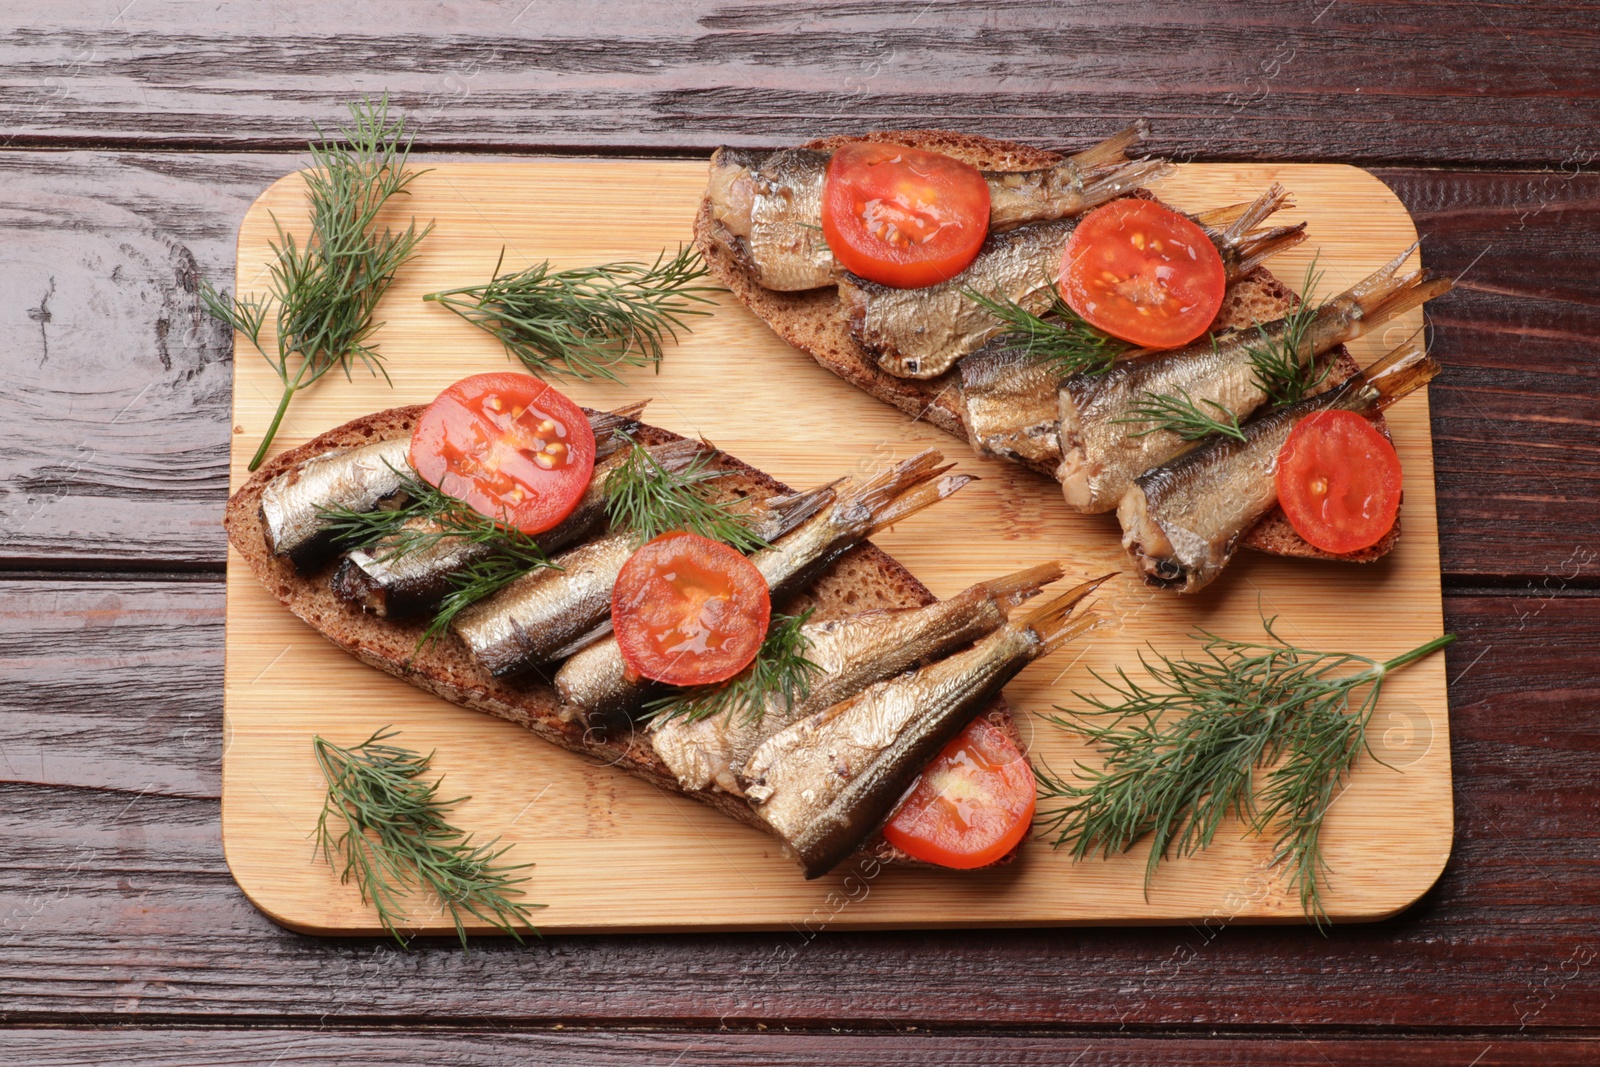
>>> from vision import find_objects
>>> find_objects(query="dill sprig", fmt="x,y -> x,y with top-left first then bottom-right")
313,727 -> 543,947
202,96 -> 433,470
316,463 -> 549,567
644,611 -> 820,726
314,463 -> 556,648
604,439 -> 770,552
423,245 -> 720,382
1246,258 -> 1332,407
1113,385 -> 1246,442
1034,618 -> 1455,926
963,285 -> 1129,377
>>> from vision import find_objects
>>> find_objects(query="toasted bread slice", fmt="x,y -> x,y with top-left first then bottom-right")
694,129 -> 1399,563
225,406 -> 1028,869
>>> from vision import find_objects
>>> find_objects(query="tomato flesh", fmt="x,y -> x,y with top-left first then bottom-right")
1058,198 -> 1226,349
1276,409 -> 1403,554
821,142 -> 991,289
883,716 -> 1036,870
612,532 -> 770,687
409,372 -> 595,535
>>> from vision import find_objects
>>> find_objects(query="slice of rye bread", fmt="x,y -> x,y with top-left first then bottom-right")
224,406 -> 1031,870
694,129 -> 1400,564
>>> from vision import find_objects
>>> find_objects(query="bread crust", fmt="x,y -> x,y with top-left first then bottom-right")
224,407 -> 1024,869
695,130 -> 1400,564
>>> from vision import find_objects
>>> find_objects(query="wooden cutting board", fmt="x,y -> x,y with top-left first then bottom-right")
222,159 -> 1450,935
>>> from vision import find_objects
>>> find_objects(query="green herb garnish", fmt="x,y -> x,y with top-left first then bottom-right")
313,727 -> 543,947
203,96 -> 433,470
604,439 -> 770,551
422,245 -> 720,382
963,285 -> 1129,377
1245,258 -> 1332,406
315,463 -> 555,648
645,611 -> 820,726
1113,385 -> 1246,442
1034,617 -> 1455,926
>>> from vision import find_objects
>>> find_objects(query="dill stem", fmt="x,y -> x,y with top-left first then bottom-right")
249,384 -> 297,471
1381,632 -> 1457,674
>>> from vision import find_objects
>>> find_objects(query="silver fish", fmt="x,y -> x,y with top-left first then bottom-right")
260,437 -> 411,572
743,577 -> 1104,878
843,185 -> 1308,381
1119,339 -> 1438,594
331,420 -> 690,619
454,482 -> 837,678
705,124 -> 1168,292
554,449 -> 971,728
650,560 -> 1067,795
1059,245 -> 1452,513
957,188 -> 1306,468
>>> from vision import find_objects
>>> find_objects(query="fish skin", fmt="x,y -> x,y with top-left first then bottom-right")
455,482 -> 838,679
704,125 -> 1164,293
649,561 -> 1065,795
1118,341 -> 1439,593
957,187 -> 1307,468
554,450 -> 969,727
332,435 -> 702,619
742,578 -> 1104,878
1059,250 -> 1449,513
260,437 -> 411,572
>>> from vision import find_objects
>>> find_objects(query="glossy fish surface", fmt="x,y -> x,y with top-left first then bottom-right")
742,578 -> 1103,878
649,561 -> 1066,795
260,437 -> 411,572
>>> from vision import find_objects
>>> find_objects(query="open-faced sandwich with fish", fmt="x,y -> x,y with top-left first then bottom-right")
226,370 -> 1105,879
696,123 -> 1453,594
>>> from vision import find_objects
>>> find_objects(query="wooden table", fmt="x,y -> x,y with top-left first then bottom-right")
2,3 -> 1596,1063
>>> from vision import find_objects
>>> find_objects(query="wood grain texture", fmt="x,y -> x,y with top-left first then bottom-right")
5,1028 -> 1600,1066
215,160 -> 1450,934
1,583 -> 1596,1029
1,2 -> 1597,165
0,151 -> 1592,582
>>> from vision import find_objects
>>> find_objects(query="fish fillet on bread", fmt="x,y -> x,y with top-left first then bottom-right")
225,405 -> 1035,869
694,128 -> 1401,563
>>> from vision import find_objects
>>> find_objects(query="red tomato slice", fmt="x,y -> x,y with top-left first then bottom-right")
821,142 -> 991,289
408,372 -> 596,535
1058,198 -> 1226,349
882,715 -> 1036,870
1276,409 -> 1403,554
611,532 -> 770,687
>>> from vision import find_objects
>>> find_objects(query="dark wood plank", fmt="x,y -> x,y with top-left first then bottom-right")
2,580 -> 1596,1030
0,153 -> 288,569
1373,169 -> 1600,582
2,1 -> 1597,165
1,152 -> 1596,580
5,1028 -> 1599,1066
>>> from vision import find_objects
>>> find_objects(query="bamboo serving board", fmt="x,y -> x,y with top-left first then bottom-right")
222,160 -> 1450,935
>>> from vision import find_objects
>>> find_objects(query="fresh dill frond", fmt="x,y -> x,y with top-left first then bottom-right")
963,285 -> 1128,377
313,727 -> 543,947
1113,385 -> 1246,442
1034,618 -> 1455,926
316,462 -> 550,566
202,96 -> 433,470
1245,257 -> 1333,407
315,463 -> 557,648
644,611 -> 820,726
604,439 -> 770,552
423,245 -> 720,382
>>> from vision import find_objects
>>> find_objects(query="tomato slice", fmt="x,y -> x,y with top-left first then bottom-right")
408,372 -> 596,535
1276,409 -> 1403,554
882,715 -> 1036,870
611,531 -> 770,686
821,142 -> 991,289
1058,198 -> 1226,349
